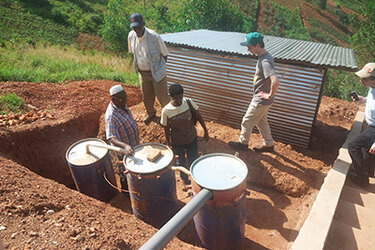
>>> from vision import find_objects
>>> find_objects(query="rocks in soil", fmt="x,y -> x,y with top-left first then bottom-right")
0,110 -> 54,127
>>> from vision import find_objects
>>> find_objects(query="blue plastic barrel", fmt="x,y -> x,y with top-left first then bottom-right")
190,153 -> 248,249
124,143 -> 177,228
193,194 -> 246,249
66,138 -> 117,202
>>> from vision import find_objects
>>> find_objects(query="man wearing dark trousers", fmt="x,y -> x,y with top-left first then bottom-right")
348,62 -> 375,187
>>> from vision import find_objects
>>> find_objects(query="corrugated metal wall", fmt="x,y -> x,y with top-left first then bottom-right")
166,46 -> 324,148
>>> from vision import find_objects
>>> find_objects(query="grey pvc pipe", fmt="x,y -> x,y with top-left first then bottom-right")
171,166 -> 191,176
140,188 -> 213,250
86,143 -> 127,155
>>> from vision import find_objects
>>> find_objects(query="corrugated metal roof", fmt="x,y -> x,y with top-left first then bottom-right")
161,29 -> 357,71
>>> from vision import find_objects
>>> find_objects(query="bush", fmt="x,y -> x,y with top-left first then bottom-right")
102,0 -> 130,54
0,92 -> 24,114
175,0 -> 246,32
324,69 -> 366,100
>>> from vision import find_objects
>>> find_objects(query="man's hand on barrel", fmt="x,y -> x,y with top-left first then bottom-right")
123,144 -> 135,156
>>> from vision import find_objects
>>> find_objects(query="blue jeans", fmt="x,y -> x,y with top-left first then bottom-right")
172,137 -> 199,184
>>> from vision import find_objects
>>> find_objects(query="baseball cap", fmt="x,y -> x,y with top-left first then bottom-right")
240,32 -> 263,46
355,63 -> 375,79
130,13 -> 144,28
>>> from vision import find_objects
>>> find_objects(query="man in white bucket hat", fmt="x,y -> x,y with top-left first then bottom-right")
348,63 -> 375,187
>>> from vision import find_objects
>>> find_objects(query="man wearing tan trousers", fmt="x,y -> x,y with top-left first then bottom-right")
229,32 -> 279,152
128,13 -> 170,124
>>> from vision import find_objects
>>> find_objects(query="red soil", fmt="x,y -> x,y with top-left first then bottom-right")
0,81 -> 359,249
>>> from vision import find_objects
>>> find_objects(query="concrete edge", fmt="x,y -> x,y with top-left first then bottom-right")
290,111 -> 365,250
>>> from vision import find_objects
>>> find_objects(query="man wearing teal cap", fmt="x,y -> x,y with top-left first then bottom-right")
229,32 -> 279,152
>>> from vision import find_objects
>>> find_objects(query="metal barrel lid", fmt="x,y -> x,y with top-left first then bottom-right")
124,143 -> 174,174
66,138 -> 108,166
190,153 -> 248,191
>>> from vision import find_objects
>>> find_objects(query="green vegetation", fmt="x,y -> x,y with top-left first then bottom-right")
0,44 -> 139,86
321,0 -> 373,101
233,0 -> 259,32
260,1 -> 311,41
0,0 -> 105,35
308,18 -> 349,45
0,92 -> 24,114
333,0 -> 366,13
350,0 -> 375,64
324,69 -> 366,101
102,0 -> 129,54
0,0 -> 372,103
0,5 -> 78,46
175,0 -> 248,32
326,6 -> 350,25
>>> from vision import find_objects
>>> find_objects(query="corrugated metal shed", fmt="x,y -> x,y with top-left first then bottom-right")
160,30 -> 357,148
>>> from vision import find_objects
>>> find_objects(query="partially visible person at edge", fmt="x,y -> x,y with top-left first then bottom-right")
348,63 -> 375,187
105,84 -> 139,158
228,32 -> 279,152
128,12 -> 169,124
160,84 -> 209,190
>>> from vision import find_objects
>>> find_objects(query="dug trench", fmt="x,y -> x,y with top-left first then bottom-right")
0,81 -> 359,249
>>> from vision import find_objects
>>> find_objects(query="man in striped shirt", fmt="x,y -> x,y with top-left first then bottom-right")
105,85 -> 139,156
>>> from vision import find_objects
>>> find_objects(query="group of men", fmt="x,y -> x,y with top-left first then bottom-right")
105,12 -> 375,188
104,13 -> 279,189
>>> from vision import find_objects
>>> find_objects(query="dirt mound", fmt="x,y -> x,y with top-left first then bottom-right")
0,81 -> 359,249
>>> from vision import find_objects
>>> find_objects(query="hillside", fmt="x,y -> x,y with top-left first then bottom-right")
0,0 -> 372,101
256,0 -> 363,47
0,0 -> 365,48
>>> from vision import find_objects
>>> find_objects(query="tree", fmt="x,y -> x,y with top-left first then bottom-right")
102,0 -> 130,54
350,0 -> 375,64
175,0 -> 245,32
319,0 -> 327,10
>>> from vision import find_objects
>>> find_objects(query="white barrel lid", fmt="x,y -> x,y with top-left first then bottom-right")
190,153 -> 248,191
66,138 -> 108,166
124,143 -> 174,174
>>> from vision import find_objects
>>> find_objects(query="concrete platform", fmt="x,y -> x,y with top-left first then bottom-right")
291,111 -> 372,250
325,176 -> 375,250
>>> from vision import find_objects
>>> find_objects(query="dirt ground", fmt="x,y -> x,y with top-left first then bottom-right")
0,81 -> 359,249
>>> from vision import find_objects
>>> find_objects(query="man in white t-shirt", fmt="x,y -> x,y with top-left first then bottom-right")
348,63 -> 375,187
128,13 -> 170,124
160,84 -> 209,189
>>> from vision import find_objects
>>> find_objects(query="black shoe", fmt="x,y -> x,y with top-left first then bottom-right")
143,114 -> 155,124
348,173 -> 369,188
253,145 -> 274,152
228,141 -> 248,150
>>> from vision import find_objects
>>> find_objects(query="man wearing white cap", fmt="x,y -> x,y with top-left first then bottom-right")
128,12 -> 170,124
348,63 -> 375,187
105,85 -> 139,156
